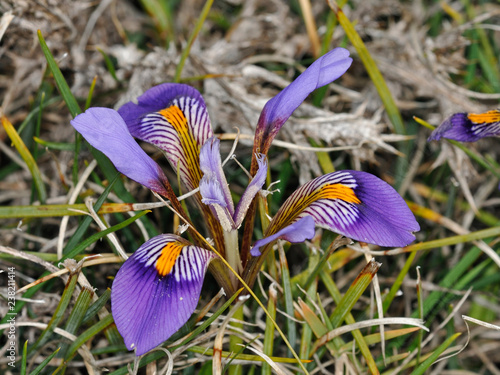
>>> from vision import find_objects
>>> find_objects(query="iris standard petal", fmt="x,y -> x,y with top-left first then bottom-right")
251,215 -> 315,256
233,153 -> 268,228
428,111 -> 500,142
254,48 -> 353,154
267,170 -> 419,248
118,83 -> 213,190
111,234 -> 215,356
70,108 -> 170,196
199,137 -> 234,214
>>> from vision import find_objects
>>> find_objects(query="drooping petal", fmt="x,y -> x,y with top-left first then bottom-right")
251,215 -> 315,256
111,234 -> 215,356
233,153 -> 268,228
266,170 -> 419,248
118,83 -> 213,190
70,108 -> 170,196
254,48 -> 352,156
199,137 -> 234,214
428,111 -> 500,142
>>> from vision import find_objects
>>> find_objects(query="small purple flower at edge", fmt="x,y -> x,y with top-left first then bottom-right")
70,48 -> 420,356
428,110 -> 500,142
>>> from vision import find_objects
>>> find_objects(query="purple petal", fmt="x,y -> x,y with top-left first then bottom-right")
233,153 -> 268,228
428,111 -> 500,142
199,137 -> 234,214
118,83 -> 213,190
111,234 -> 215,356
255,48 -> 352,154
267,171 -> 419,248
251,216 -> 315,256
70,108 -> 170,196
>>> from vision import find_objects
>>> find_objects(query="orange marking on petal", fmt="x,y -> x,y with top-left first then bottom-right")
158,106 -> 188,132
467,110 -> 500,124
270,182 -> 361,235
318,184 -> 361,204
155,242 -> 184,277
158,105 -> 203,186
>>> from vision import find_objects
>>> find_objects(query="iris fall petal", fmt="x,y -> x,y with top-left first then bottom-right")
266,170 -> 419,248
70,108 -> 170,196
428,111 -> 500,142
118,83 -> 213,190
111,234 -> 215,356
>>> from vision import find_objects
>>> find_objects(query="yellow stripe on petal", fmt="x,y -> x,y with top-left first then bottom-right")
155,241 -> 184,277
468,110 -> 500,124
317,184 -> 361,204
269,177 -> 362,235
159,105 -> 203,186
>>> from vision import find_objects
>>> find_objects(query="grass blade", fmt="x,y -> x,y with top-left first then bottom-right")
37,30 -> 81,117
1,115 -> 47,204
410,333 -> 461,375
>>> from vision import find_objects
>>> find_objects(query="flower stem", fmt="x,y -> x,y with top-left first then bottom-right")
224,229 -> 242,290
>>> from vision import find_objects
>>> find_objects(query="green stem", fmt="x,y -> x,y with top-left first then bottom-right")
223,229 -> 241,290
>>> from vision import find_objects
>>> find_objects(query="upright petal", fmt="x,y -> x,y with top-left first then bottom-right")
254,48 -> 352,155
111,234 -> 215,356
199,137 -> 234,214
251,215 -> 315,256
71,108 -> 170,196
233,153 -> 268,228
118,83 -> 213,190
266,170 -> 419,248
428,111 -> 500,142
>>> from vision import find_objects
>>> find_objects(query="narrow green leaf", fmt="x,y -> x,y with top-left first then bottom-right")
85,75 -> 98,110
65,314 -> 114,359
410,333 -> 461,375
63,210 -> 149,261
97,49 -> 120,83
1,116 -> 47,204
277,244 -> 296,354
333,6 -> 404,135
63,173 -> 118,255
329,260 -> 381,328
175,288 -> 243,349
30,348 -> 61,375
37,30 -> 81,117
174,0 -> 214,82
20,340 -> 27,375
383,251 -> 417,313
65,286 -> 94,334
81,288 -> 111,325
320,270 -> 379,373
139,0 -> 173,44
31,272 -> 79,352
33,137 -> 75,151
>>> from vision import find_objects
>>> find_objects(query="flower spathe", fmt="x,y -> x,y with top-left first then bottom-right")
428,110 -> 500,142
70,47 -> 420,356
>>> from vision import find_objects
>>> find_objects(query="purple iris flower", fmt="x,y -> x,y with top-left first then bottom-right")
70,48 -> 419,356
428,110 -> 500,142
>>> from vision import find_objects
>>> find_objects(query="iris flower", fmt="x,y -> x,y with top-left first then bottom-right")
70,48 -> 419,356
428,110 -> 500,142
